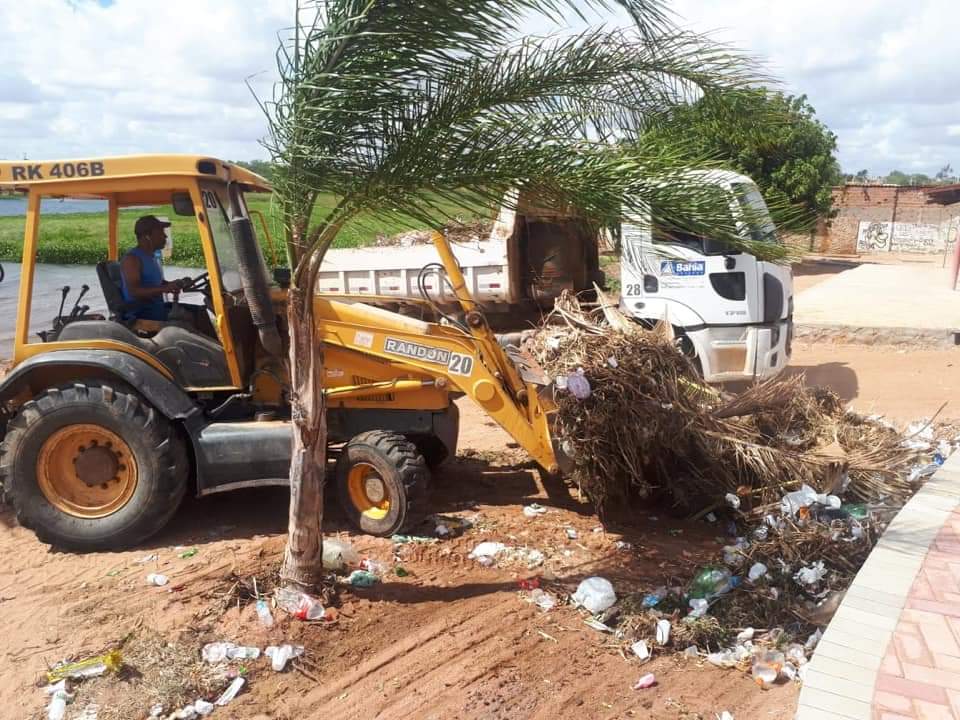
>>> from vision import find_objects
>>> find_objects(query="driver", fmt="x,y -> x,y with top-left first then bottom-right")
119,215 -> 192,321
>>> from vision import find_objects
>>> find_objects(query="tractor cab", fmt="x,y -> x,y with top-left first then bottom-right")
0,155 -> 279,393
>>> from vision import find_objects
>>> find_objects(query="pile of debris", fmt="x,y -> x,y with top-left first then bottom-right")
529,290 -> 924,512
525,290 -> 957,683
375,217 -> 494,247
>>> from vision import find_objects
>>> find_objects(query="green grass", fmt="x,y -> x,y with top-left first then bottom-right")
0,194 -> 487,267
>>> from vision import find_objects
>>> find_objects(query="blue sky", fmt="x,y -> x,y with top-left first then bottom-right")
1,0 -> 958,176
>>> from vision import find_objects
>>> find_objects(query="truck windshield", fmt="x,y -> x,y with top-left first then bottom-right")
732,182 -> 777,243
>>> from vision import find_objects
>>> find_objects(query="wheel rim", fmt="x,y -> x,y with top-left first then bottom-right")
37,424 -> 138,518
346,462 -> 391,521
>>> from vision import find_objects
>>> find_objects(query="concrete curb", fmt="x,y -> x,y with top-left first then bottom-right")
794,323 -> 959,348
795,452 -> 960,719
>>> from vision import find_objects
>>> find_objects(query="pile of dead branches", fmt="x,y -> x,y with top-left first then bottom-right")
528,290 -> 920,514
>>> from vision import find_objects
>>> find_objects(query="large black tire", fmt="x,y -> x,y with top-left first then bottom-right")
335,430 -> 429,537
0,382 -> 188,551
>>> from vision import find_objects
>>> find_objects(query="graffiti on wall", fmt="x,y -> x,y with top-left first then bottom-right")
857,220 -> 956,253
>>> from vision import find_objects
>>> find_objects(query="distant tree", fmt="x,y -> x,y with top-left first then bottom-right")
647,88 -> 841,232
232,159 -> 275,182
854,169 -> 869,181
885,170 -> 909,185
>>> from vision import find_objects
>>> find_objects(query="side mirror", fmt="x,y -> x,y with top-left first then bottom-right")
273,267 -> 291,289
171,192 -> 194,216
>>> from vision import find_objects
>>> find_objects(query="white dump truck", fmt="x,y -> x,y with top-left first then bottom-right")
318,172 -> 793,384
619,170 -> 793,383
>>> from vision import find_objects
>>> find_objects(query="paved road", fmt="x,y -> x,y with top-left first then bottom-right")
0,262 -> 203,361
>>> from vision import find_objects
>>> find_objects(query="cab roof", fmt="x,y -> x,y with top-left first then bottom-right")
0,154 -> 271,205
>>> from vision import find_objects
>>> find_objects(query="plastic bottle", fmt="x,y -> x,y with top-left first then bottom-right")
322,539 -> 359,571
751,660 -> 778,689
688,566 -> 733,599
265,644 -> 304,672
571,577 -> 616,613
47,691 -> 70,720
276,588 -> 325,620
255,599 -> 274,628
632,673 -> 656,689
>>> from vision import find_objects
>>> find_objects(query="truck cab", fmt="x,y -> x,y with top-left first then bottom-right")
619,170 -> 793,384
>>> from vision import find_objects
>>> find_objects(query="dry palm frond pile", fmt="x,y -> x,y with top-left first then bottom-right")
529,290 -> 920,514
534,290 -> 957,660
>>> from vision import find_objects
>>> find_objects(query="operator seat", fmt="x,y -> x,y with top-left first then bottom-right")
95,260 -> 138,322
57,320 -> 230,387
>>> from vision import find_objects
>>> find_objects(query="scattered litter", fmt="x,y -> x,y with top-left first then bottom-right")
631,640 -> 650,661
255,599 -> 274,627
683,645 -> 698,658
615,540 -> 633,551
642,587 -> 667,608
584,618 -> 614,633
804,628 -> 823,650
276,588 -> 325,620
688,566 -> 735,599
178,548 -> 198,559
655,619 -> 671,645
193,699 -> 215,716
705,512 -> 717,523
687,598 -> 709,619
786,643 -> 807,666
359,558 -> 386,575
391,534 -> 437,544
146,573 -> 169,587
717,712 -> 734,720
725,493 -> 741,510
736,628 -> 755,643
322,539 -> 359,570
530,589 -> 557,612
265,644 -> 305,672
201,643 -> 260,664
75,704 -> 99,720
135,553 -> 158,564
632,673 -> 656,689
47,650 -> 122,682
572,577 -> 616,613
607,356 -> 619,368
45,680 -> 72,720
566,371 -> 591,400
751,650 -> 785,689
747,563 -> 768,582
149,704 -> 164,717
215,677 -> 245,706
909,462 -> 941,482
794,561 -> 827,587
565,527 -> 578,540
468,541 -> 506,566
523,504 -> 547,518
395,566 -> 411,577
347,570 -> 380,587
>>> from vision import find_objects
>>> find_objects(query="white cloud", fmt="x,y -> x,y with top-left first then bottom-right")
1,0 -> 958,175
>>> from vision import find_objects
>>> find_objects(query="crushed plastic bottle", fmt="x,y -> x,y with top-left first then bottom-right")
201,643 -> 260,663
265,644 -> 305,672
687,598 -> 709,619
688,566 -> 733,599
566,371 -> 591,400
322,539 -> 359,570
751,661 -> 778,689
215,677 -> 245,706
348,570 -> 379,587
707,649 -> 739,668
276,588 -> 325,620
747,562 -> 768,582
632,673 -> 656,689
47,650 -> 122,682
255,599 -> 274,628
571,577 -> 617,613
146,573 -> 169,587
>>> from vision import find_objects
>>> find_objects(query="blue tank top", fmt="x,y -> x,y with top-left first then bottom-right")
120,246 -> 166,320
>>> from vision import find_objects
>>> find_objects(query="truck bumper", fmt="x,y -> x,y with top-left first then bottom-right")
687,318 -> 792,384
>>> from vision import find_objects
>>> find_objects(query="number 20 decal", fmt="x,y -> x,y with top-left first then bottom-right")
447,353 -> 474,376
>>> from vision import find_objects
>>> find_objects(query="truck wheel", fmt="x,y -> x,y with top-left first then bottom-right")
0,382 -> 188,551
336,430 -> 429,537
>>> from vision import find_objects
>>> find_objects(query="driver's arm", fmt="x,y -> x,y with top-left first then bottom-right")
120,254 -> 183,300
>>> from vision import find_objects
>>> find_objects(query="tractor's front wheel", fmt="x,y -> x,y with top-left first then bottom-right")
335,430 -> 429,537
0,382 -> 188,551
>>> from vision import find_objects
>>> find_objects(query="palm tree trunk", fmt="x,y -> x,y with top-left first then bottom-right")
279,285 -> 326,591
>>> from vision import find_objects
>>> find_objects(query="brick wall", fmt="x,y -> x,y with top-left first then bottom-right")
812,185 -> 960,255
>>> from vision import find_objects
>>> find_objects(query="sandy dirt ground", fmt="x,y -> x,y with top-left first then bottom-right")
2,339 -> 958,719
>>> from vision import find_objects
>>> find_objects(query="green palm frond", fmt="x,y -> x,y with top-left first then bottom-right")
264,0 -> 786,277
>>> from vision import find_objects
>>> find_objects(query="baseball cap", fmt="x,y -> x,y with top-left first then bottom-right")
134,215 -> 172,238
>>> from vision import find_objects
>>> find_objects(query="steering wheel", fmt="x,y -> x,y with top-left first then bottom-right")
179,272 -> 211,296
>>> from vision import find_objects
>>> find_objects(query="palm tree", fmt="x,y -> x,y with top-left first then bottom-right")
262,0 -> 775,592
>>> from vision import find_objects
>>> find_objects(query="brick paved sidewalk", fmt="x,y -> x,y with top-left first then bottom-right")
796,453 -> 960,720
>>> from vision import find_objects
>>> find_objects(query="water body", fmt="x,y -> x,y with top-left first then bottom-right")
0,198 -> 109,217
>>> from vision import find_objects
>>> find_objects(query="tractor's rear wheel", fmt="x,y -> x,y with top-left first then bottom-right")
0,382 -> 188,551
335,430 -> 429,537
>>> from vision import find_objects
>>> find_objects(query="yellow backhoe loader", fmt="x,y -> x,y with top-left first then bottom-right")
0,155 -> 564,550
